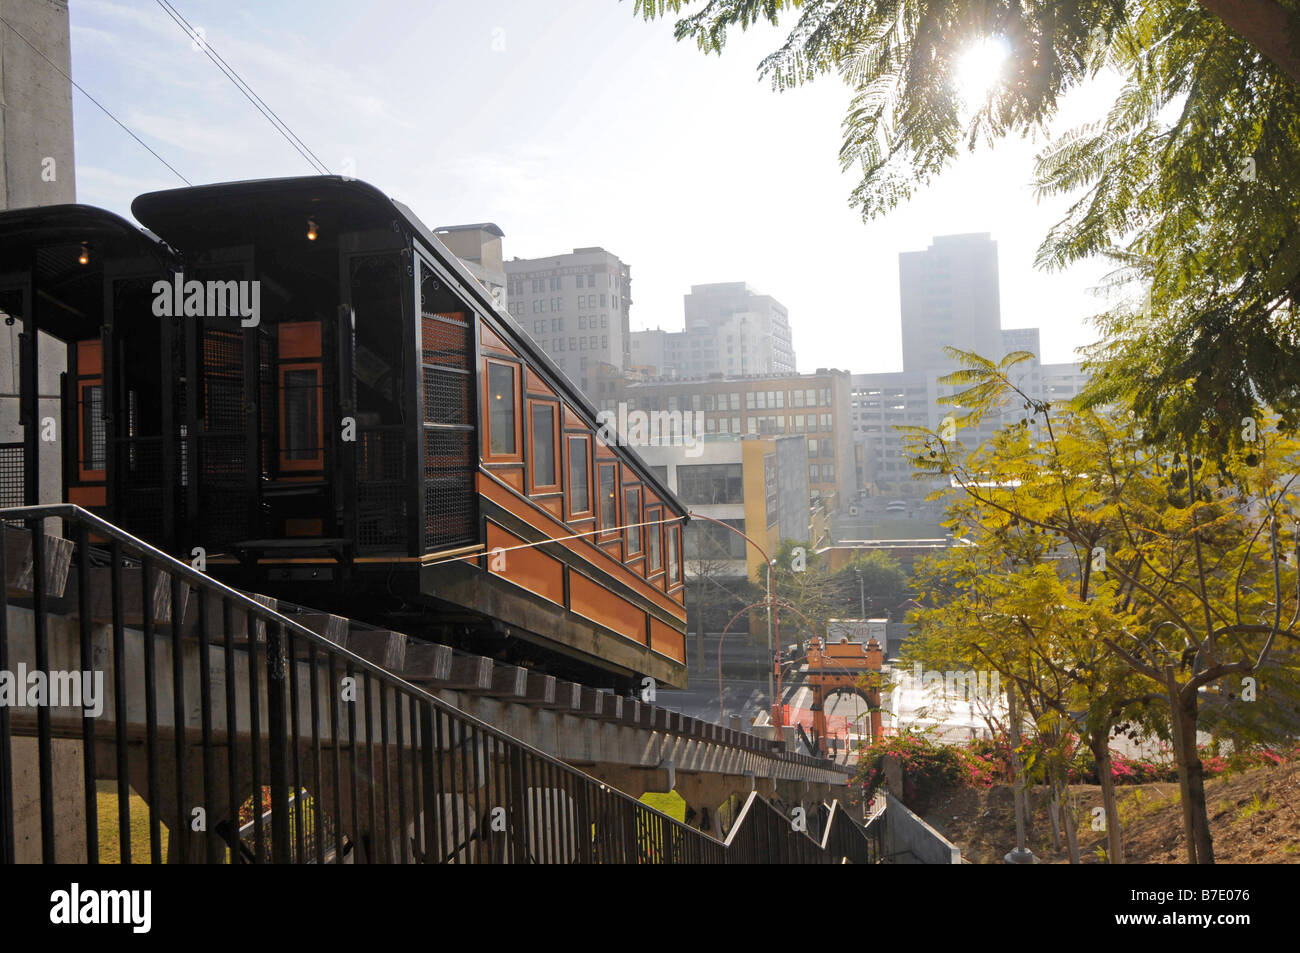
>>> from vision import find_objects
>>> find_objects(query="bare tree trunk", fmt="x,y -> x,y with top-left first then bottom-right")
1058,775 -> 1081,864
1177,686 -> 1215,864
1047,793 -> 1062,851
1164,666 -> 1214,863
1198,0 -> 1300,84
1091,731 -> 1124,864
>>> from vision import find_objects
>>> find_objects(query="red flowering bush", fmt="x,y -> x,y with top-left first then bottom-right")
857,732 -> 1297,798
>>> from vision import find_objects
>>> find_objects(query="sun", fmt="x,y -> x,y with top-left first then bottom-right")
955,36 -> 1010,103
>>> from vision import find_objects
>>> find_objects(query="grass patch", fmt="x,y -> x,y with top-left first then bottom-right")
1237,793 -> 1277,821
96,783 -> 169,863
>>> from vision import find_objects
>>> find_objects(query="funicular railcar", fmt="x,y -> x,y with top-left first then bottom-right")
122,176 -> 689,690
0,204 -> 181,543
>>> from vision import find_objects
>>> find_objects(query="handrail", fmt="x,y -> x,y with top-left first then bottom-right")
0,504 -> 728,863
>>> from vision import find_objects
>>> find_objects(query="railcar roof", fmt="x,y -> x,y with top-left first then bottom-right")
132,175 -> 685,515
0,203 -> 171,261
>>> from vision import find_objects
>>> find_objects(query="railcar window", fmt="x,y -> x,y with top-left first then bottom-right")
668,526 -> 680,584
568,436 -> 590,514
277,321 -> 324,472
599,463 -> 618,530
624,485 -> 642,554
489,363 -> 517,454
647,507 -> 662,572
283,369 -> 320,460
531,402 -> 557,487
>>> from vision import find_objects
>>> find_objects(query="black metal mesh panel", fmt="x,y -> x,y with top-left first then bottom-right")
356,427 -> 407,551
117,436 -> 165,541
424,429 -> 475,549
422,312 -> 469,370
423,367 -> 470,425
0,444 -> 23,507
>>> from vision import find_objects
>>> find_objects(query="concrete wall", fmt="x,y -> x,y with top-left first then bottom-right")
883,792 -> 961,864
0,0 -> 75,508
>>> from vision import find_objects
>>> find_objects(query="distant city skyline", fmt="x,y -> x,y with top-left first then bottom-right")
62,0 -> 1119,376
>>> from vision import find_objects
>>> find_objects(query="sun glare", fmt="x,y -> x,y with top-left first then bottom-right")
956,36 -> 1010,103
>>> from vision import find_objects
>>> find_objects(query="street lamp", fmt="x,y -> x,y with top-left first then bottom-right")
687,511 -> 781,728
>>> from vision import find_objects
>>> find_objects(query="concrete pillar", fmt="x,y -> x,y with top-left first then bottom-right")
0,0 -> 75,209
674,772 -> 739,839
0,0 -> 75,512
10,736 -> 86,862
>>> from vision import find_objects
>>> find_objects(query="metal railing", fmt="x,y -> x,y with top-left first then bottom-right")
0,504 -> 879,864
722,792 -> 883,864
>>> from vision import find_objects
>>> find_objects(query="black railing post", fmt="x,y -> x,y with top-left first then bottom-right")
30,520 -> 54,863
266,620 -> 291,863
0,518 -> 11,864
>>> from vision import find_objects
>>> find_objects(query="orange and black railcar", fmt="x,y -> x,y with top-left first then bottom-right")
120,176 -> 689,690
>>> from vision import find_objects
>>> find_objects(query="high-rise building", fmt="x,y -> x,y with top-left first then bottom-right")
634,433 -> 819,581
899,234 -> 1001,372
629,282 -> 796,379
849,236 -> 1087,500
504,248 -> 631,398
434,223 -> 507,307
606,369 -> 855,508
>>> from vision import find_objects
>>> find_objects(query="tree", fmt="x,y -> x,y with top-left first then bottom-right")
906,349 -> 1300,863
634,0 -> 1300,450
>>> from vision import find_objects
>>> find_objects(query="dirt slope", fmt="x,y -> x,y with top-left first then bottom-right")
919,759 -> 1300,863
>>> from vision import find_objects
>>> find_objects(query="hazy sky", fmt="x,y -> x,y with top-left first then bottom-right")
66,0 -> 1122,372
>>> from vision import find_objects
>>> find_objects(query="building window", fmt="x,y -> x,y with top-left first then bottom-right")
676,463 -> 743,504
587,275 -> 595,288
809,464 -> 819,481
745,392 -> 757,410
487,362 -> 519,456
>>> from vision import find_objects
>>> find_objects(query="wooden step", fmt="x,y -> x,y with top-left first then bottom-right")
85,566 -> 188,626
345,630 -> 407,671
523,671 -> 556,706
440,654 -> 493,691
480,663 -> 528,698
401,642 -> 453,682
180,589 -> 275,642
580,688 -> 622,722
536,679 -> 582,711
4,526 -> 73,599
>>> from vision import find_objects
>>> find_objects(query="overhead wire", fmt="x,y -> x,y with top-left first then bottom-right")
0,14 -> 192,185
153,0 -> 332,175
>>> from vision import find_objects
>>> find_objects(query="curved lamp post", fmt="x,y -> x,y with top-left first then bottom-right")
687,511 -> 782,728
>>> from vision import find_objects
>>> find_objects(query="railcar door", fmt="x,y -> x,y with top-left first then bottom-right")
103,276 -> 181,549
188,262 -> 258,551
417,260 -> 477,555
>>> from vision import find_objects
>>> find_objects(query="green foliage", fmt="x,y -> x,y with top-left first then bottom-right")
634,0 -> 1132,219
633,0 -> 1300,456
